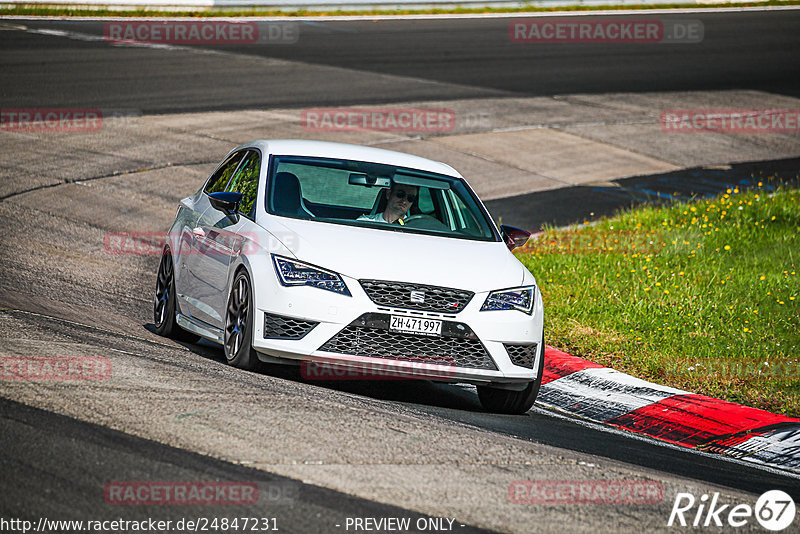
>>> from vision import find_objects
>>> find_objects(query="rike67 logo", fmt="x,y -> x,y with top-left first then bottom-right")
668,490 -> 795,531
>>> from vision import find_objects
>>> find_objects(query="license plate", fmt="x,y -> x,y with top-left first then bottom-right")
389,315 -> 442,337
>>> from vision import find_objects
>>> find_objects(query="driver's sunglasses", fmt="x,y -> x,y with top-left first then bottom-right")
393,190 -> 417,203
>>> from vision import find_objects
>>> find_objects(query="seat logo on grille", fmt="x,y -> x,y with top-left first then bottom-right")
410,290 -> 426,303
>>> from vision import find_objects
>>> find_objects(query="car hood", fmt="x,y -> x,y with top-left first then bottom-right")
266,218 -> 526,293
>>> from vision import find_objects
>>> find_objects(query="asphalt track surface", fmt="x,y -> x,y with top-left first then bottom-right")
2,10 -> 800,533
1,10 -> 799,112
1,396 -> 495,533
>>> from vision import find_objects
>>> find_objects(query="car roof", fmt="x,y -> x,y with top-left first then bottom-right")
238,139 -> 463,178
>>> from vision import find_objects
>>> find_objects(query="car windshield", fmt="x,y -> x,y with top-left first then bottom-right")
266,155 -> 499,242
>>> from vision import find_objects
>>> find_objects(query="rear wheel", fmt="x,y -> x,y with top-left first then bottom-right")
224,270 -> 260,370
154,248 -> 199,343
478,335 -> 545,414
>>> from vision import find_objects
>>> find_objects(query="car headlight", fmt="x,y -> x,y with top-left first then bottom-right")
480,286 -> 535,314
272,255 -> 351,296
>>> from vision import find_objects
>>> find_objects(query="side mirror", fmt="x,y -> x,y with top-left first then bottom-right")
500,225 -> 531,251
209,192 -> 243,220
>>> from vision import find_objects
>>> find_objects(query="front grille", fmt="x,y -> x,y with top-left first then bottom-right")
264,313 -> 318,340
320,314 -> 496,370
359,280 -> 474,313
505,343 -> 538,369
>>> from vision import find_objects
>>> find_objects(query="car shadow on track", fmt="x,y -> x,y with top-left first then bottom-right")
259,363 -> 486,413
295,376 -> 485,412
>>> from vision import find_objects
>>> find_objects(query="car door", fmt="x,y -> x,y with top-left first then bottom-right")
189,149 -> 262,328
179,150 -> 247,324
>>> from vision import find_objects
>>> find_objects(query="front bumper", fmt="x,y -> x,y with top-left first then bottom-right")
251,275 -> 544,386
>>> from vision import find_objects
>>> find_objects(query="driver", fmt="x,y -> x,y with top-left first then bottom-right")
358,183 -> 418,225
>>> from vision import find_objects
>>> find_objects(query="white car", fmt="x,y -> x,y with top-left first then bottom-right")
154,140 -> 544,414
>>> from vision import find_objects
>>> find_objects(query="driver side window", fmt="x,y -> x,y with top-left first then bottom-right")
205,151 -> 246,194
225,150 -> 261,218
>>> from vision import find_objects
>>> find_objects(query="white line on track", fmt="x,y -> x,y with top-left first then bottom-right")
2,4 -> 799,22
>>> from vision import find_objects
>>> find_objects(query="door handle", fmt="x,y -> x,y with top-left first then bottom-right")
192,227 -> 206,239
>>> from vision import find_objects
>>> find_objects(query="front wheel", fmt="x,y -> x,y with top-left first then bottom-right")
477,335 -> 545,414
224,270 -> 260,370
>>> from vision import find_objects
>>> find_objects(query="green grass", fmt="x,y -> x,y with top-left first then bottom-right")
516,180 -> 800,417
2,0 -> 799,17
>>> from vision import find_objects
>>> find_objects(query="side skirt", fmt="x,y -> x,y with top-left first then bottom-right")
176,313 -> 224,344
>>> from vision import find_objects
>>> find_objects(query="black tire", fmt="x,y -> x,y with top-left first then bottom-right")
154,248 -> 200,343
224,270 -> 260,370
478,334 -> 546,414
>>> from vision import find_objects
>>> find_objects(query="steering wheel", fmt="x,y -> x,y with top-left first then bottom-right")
402,214 -> 449,231
403,214 -> 434,222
